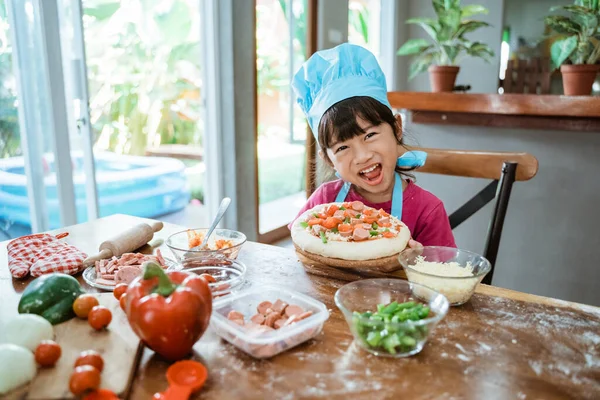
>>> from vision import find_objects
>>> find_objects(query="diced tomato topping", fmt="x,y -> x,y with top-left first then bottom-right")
379,209 -> 389,217
343,202 -> 352,209
379,222 -> 392,228
322,217 -> 341,229
326,205 -> 339,216
318,213 -> 328,219
308,218 -> 323,226
383,231 -> 396,238
363,209 -> 373,216
363,217 -> 378,224
338,223 -> 353,232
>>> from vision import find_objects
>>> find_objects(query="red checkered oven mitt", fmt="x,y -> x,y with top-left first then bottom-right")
7,233 -> 88,278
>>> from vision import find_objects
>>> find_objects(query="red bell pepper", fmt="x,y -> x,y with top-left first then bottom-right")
124,261 -> 212,361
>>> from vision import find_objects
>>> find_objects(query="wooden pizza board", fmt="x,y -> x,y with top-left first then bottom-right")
294,247 -> 408,282
7,293 -> 143,399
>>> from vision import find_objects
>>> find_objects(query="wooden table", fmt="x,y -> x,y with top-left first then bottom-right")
2,215 -> 600,399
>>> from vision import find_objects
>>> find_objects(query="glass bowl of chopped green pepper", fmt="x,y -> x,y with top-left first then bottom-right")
334,279 -> 449,357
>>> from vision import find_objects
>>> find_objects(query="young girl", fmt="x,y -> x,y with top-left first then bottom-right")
291,43 -> 455,247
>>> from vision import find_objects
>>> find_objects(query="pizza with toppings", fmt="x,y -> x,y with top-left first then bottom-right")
291,201 -> 411,269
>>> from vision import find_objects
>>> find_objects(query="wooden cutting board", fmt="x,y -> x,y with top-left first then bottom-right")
9,293 -> 143,399
295,250 -> 408,282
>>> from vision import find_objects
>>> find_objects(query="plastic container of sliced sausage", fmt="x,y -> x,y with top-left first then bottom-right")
210,285 -> 330,358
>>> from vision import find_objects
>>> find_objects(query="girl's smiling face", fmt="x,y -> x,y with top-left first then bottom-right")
324,116 -> 401,202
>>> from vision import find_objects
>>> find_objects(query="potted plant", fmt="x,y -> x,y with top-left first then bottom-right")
545,0 -> 600,96
396,0 -> 495,92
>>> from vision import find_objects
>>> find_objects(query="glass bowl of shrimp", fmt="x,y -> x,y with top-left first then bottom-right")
166,228 -> 247,268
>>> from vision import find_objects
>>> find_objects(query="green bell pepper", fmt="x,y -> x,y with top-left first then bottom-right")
18,273 -> 84,325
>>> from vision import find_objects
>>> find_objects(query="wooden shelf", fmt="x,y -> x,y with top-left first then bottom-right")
387,92 -> 600,131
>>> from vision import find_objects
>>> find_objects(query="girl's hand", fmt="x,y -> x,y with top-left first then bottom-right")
408,239 -> 423,249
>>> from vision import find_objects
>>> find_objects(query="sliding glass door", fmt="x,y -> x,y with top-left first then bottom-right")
256,0 -> 309,240
69,0 -> 205,225
1,0 -> 210,239
1,0 -> 75,239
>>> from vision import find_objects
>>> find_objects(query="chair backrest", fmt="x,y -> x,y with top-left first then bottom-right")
501,57 -> 551,94
405,147 -> 539,285
410,147 -> 538,181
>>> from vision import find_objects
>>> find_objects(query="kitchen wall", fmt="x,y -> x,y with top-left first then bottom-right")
395,1 -> 600,306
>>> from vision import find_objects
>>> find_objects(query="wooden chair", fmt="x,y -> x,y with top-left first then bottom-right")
501,57 -> 551,95
408,147 -> 539,285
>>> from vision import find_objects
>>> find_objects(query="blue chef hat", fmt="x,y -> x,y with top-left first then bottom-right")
292,43 -> 391,139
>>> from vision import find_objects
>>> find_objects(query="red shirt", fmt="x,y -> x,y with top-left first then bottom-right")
293,179 -> 456,247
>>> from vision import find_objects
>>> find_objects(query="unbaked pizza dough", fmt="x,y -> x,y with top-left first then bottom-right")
291,201 -> 411,261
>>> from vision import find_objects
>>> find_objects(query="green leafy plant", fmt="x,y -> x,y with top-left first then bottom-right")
83,0 -> 203,156
544,0 -> 600,69
0,0 -> 20,159
396,0 -> 495,79
349,1 -> 369,45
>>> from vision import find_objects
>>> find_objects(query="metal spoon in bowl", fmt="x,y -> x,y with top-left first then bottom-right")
190,197 -> 231,251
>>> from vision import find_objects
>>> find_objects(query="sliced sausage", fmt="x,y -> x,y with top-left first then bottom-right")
378,217 -> 390,225
283,314 -> 299,327
215,283 -> 230,292
296,311 -> 313,321
351,218 -> 362,225
199,273 -> 217,283
340,230 -> 352,238
351,201 -> 364,211
273,318 -> 287,329
250,314 -> 265,325
227,310 -> 245,322
115,266 -> 141,285
362,223 -> 372,230
264,311 -> 280,328
271,299 -> 289,314
257,301 -> 273,315
352,228 -> 370,241
284,305 -> 305,318
95,278 -> 116,287
333,210 -> 345,219
231,319 -> 244,326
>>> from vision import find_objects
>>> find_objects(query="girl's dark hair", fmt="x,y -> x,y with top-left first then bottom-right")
316,96 -> 415,182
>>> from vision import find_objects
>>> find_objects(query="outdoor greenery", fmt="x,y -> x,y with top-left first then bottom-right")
545,0 -> 600,69
0,0 -> 372,207
349,0 -> 370,45
83,0 -> 202,156
0,0 -> 20,159
396,0 -> 495,79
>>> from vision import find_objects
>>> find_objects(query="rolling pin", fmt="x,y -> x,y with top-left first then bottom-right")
83,221 -> 164,267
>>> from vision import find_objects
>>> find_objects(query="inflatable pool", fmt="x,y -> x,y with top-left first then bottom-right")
0,151 -> 190,239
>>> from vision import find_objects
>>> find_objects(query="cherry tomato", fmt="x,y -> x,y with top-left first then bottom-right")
113,283 -> 128,300
88,306 -> 112,330
74,350 -> 104,372
69,365 -> 101,396
34,340 -> 61,367
83,389 -> 119,400
73,294 -> 100,319
119,293 -> 127,312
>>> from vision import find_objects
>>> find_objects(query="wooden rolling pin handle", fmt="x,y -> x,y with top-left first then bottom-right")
150,221 -> 163,233
83,248 -> 113,267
